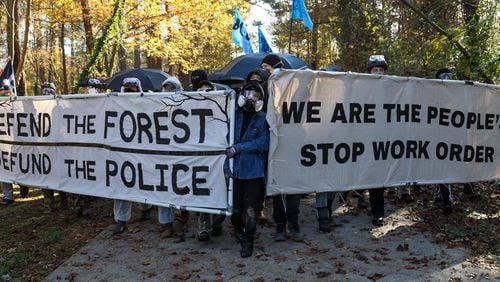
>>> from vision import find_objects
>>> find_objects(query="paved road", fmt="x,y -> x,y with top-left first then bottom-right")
46,195 -> 499,281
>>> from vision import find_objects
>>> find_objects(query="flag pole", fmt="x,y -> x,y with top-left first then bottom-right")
288,17 -> 293,54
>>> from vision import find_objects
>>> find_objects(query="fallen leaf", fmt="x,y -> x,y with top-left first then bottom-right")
316,271 -> 331,278
142,261 -> 151,266
355,254 -> 369,261
367,273 -> 385,280
396,243 -> 409,252
335,268 -> 347,274
296,265 -> 305,273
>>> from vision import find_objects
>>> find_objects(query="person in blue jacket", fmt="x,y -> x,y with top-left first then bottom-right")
226,81 -> 270,258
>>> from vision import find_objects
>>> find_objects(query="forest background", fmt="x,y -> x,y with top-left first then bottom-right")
0,0 -> 498,96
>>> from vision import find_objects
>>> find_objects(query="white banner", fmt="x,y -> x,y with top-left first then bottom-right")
0,92 -> 233,212
266,70 -> 500,195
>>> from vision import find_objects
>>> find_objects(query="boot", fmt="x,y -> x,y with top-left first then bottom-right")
317,207 -> 331,233
327,199 -> 334,218
59,192 -> 69,209
240,240 -> 254,258
140,206 -> 152,221
288,222 -> 304,242
113,220 -> 127,235
159,223 -> 174,238
275,224 -> 287,242
43,190 -> 55,212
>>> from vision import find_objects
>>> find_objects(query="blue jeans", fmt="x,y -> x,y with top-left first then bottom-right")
113,200 -> 173,224
315,192 -> 336,208
2,183 -> 13,201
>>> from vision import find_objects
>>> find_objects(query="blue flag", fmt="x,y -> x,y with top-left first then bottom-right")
258,27 -> 273,53
231,9 -> 253,54
291,0 -> 314,30
0,58 -> 16,95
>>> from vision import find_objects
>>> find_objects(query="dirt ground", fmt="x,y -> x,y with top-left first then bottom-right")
44,193 -> 499,282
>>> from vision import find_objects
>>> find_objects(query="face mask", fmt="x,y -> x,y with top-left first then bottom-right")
238,89 -> 263,112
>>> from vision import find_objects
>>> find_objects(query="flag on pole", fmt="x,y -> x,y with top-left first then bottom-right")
291,0 -> 314,30
231,9 -> 254,54
0,58 -> 16,95
258,27 -> 273,53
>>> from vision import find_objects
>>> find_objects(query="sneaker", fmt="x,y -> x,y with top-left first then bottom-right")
289,224 -> 304,242
372,217 -> 384,226
140,207 -> 152,221
197,230 -> 210,242
159,223 -> 174,238
113,220 -> 127,235
275,224 -> 287,242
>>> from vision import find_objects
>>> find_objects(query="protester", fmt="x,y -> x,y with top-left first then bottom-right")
260,54 -> 304,241
39,82 -> 70,211
0,80 -> 15,205
188,69 -> 209,91
434,68 -> 477,214
160,77 -> 183,92
41,82 -> 57,95
113,77 -> 175,236
226,80 -> 269,257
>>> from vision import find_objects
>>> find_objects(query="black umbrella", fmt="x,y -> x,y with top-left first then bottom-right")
105,68 -> 170,92
208,53 -> 309,87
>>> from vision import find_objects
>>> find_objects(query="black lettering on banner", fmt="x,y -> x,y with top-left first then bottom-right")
121,161 -> 136,188
300,142 -> 365,166
137,113 -> 153,143
191,109 -> 213,143
106,160 -> 118,186
120,111 -> 136,143
16,113 -> 28,137
1,151 -> 9,170
372,140 -> 430,160
155,164 -> 169,191
300,144 -> 316,166
331,103 -> 347,123
192,166 -> 209,196
283,101 -> 305,123
330,103 -> 376,123
138,163 -> 154,191
62,114 -> 95,134
64,159 -> 96,180
0,113 -> 50,137
153,112 -> 170,144
172,164 -> 189,195
435,142 -> 494,163
384,104 -> 421,123
172,109 -> 190,143
317,143 -> 333,164
104,111 -> 118,139
306,102 -> 321,123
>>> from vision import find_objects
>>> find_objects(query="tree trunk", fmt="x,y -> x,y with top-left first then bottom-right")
60,23 -> 69,94
134,46 -> 141,68
80,0 -> 94,52
310,0 -> 320,70
118,44 -> 127,71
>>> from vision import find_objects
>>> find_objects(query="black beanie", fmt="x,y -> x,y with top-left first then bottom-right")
191,69 -> 208,90
435,68 -> 452,79
261,54 -> 283,68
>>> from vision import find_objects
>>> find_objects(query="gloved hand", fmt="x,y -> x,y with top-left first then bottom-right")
226,146 -> 238,158
224,167 -> 234,179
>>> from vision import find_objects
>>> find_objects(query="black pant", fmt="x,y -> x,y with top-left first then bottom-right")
369,188 -> 384,218
231,178 -> 265,242
272,193 -> 301,226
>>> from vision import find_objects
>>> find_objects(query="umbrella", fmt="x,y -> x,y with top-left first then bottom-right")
105,68 -> 170,92
320,64 -> 343,72
208,53 -> 309,87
